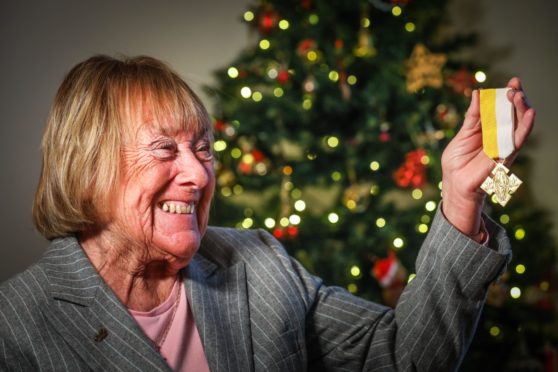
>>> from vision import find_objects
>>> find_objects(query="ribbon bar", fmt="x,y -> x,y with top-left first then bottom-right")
480,88 -> 515,160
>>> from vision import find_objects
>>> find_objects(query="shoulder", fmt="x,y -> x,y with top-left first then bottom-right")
200,226 -> 290,268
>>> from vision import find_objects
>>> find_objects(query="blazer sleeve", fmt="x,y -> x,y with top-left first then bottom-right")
260,208 -> 511,372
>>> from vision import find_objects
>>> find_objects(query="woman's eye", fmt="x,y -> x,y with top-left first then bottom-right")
196,143 -> 214,161
153,142 -> 177,158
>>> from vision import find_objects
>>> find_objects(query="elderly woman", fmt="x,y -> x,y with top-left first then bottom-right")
0,55 -> 533,371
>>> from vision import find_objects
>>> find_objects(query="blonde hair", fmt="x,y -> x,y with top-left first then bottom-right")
33,55 -> 212,239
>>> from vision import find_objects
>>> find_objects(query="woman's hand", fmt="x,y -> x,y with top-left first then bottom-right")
441,77 -> 535,240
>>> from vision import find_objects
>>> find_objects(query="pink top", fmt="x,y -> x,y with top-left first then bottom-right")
129,278 -> 210,372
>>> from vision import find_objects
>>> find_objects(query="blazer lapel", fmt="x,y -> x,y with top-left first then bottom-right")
184,255 -> 254,372
41,237 -> 170,371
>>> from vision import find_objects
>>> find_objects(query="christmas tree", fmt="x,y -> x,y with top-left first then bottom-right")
205,0 -> 558,369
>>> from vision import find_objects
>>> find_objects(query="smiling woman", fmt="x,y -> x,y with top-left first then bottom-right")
0,55 -> 533,372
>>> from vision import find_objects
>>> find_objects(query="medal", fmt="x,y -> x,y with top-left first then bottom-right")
479,88 -> 522,207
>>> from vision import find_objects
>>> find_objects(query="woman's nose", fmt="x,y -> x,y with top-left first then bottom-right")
174,151 -> 210,189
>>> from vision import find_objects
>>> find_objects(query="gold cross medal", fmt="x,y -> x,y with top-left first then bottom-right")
479,88 -> 522,207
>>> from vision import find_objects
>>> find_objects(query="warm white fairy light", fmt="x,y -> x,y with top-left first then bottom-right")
328,213 -> 339,224
227,67 -> 239,78
240,86 -> 252,99
264,218 -> 276,229
294,200 -> 306,212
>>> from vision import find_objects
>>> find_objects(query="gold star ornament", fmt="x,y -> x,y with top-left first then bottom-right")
405,44 -> 447,92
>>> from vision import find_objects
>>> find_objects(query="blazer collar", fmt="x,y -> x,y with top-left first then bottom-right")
41,236 -> 255,371
42,237 -> 170,371
184,252 -> 254,372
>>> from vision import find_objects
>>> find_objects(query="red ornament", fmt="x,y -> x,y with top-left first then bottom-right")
258,8 -> 279,33
393,149 -> 427,188
297,39 -> 317,56
379,132 -> 391,143
252,149 -> 265,162
273,226 -> 298,240
273,228 -> 284,239
277,70 -> 290,84
446,67 -> 476,96
334,39 -> 344,50
214,119 -> 227,132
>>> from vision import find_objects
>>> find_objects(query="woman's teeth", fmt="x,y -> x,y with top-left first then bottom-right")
160,202 -> 195,214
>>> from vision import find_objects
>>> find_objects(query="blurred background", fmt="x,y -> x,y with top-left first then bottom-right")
1,0 -> 557,370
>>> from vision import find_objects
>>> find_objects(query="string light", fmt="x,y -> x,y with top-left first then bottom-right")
420,154 -> 430,165
264,218 -> 276,229
289,214 -> 301,225
350,265 -> 362,278
369,161 -> 380,171
231,148 -> 242,158
493,325 -> 509,337
328,213 -> 339,224
326,136 -> 339,148
331,171 -> 342,181
392,6 -> 402,16
510,287 -> 521,299
370,185 -> 379,195
438,181 -> 443,190
418,224 -> 428,233
291,188 -> 302,198
294,200 -> 306,212
412,189 -> 423,200
376,218 -> 386,228
500,214 -> 510,224
308,13 -> 319,24
425,201 -> 437,211
347,283 -> 358,293
267,68 -> 278,79
227,67 -> 239,78
283,165 -> 293,176
221,187 -> 232,197
346,200 -> 357,210
284,181 -> 294,190
280,217 -> 289,227
361,18 -> 370,28
347,75 -> 357,85
307,51 -> 318,61
407,273 -> 416,283
259,39 -> 270,50
273,87 -> 284,97
213,140 -> 227,152
328,71 -> 339,82
243,10 -> 254,22
475,71 -> 487,83
240,86 -> 252,99
302,98 -> 313,110
421,214 -> 431,224
405,22 -> 416,32
393,237 -> 404,249
514,227 -> 526,240
241,218 -> 254,229
515,264 -> 526,274
278,19 -> 289,30
252,91 -> 263,102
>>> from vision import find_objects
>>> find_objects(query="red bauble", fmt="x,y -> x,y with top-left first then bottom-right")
447,67 -> 476,96
258,9 -> 279,33
277,70 -> 290,84
379,132 -> 391,143
393,149 -> 427,188
273,228 -> 284,239
297,39 -> 317,56
214,119 -> 226,132
287,226 -> 299,237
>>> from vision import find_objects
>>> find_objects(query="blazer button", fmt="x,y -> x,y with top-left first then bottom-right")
94,327 -> 108,342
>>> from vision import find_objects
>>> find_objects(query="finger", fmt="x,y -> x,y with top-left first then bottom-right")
514,108 -> 535,149
507,77 -> 522,91
513,91 -> 531,121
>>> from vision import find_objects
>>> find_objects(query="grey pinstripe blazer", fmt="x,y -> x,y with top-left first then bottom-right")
0,209 -> 510,371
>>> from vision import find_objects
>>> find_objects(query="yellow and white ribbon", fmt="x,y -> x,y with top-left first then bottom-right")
480,88 -> 515,159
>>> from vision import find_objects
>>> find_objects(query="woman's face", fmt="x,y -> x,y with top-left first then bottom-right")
108,115 -> 215,265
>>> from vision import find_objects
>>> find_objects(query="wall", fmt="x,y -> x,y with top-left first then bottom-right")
0,0 -> 556,281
